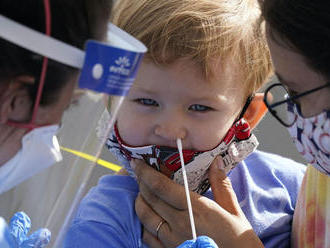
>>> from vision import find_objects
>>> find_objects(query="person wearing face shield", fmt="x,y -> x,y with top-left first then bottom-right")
0,0 -> 112,246
125,1 -> 330,248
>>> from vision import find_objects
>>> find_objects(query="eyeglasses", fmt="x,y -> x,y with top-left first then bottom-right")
263,82 -> 330,127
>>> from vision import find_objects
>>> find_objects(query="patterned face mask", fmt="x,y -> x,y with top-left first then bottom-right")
287,102 -> 330,175
106,118 -> 259,194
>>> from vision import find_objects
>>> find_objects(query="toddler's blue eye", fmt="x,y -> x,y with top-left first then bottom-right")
189,104 -> 212,112
135,98 -> 159,106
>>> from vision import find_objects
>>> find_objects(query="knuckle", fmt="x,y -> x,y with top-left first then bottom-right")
149,178 -> 164,193
135,196 -> 148,219
133,160 -> 143,176
139,182 -> 159,205
222,177 -> 233,188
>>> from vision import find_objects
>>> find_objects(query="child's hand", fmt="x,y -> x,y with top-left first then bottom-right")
132,158 -> 264,248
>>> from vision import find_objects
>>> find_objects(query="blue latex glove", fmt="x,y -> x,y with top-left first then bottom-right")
177,236 -> 219,248
0,212 -> 51,248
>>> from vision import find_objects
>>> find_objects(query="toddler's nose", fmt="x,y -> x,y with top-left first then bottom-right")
154,122 -> 187,141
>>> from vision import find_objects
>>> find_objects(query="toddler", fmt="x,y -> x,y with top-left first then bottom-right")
65,0 -> 306,247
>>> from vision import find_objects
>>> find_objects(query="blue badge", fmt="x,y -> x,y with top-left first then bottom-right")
79,40 -> 144,96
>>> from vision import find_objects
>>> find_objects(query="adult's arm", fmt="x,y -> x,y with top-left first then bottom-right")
132,157 -> 264,248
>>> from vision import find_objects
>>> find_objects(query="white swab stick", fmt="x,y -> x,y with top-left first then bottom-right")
176,138 -> 197,241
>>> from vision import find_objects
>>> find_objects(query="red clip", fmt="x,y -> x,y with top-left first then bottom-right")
234,119 -> 251,140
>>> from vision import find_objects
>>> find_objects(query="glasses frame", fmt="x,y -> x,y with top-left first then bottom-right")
264,82 -> 330,127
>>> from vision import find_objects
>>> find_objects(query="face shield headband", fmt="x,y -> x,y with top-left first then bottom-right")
105,97 -> 259,194
2,0 -> 51,130
0,14 -> 147,129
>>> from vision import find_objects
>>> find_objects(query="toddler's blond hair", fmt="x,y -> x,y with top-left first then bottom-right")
112,0 -> 272,96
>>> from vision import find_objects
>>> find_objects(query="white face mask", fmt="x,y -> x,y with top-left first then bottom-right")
287,102 -> 330,175
0,125 -> 62,194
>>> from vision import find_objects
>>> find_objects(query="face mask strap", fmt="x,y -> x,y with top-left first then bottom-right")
238,94 -> 254,121
6,0 -> 51,131
30,0 -> 51,127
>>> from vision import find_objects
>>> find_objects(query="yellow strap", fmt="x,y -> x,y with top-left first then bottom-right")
60,146 -> 122,172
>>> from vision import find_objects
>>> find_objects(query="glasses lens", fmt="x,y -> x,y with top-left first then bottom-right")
266,84 -> 296,126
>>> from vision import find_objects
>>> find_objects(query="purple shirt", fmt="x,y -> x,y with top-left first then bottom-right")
65,150 -> 306,248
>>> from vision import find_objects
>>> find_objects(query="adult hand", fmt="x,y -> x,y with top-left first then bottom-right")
177,236 -> 218,248
132,157 -> 263,248
9,212 -> 51,248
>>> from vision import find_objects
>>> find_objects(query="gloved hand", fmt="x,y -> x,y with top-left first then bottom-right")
0,212 -> 51,248
0,216 -> 14,248
177,236 -> 219,248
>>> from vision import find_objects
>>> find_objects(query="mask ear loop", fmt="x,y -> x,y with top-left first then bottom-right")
238,94 -> 254,121
30,0 -> 51,127
6,0 -> 51,130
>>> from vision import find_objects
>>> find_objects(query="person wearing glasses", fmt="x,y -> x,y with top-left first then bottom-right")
124,0 -> 330,247
262,1 -> 330,247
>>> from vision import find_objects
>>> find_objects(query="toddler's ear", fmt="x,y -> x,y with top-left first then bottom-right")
243,93 -> 268,130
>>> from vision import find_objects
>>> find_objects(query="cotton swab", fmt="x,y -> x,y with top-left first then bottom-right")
176,138 -> 197,241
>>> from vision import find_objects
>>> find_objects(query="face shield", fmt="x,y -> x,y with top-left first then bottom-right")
0,14 -> 146,247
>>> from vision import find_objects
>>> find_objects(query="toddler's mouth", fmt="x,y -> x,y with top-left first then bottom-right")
106,118 -> 259,194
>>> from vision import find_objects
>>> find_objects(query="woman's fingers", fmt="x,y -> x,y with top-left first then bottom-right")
142,229 -> 165,248
133,159 -> 198,247
136,194 -> 170,238
132,159 -> 190,210
136,194 -> 180,247
133,157 -> 263,248
137,180 -> 184,223
208,156 -> 243,217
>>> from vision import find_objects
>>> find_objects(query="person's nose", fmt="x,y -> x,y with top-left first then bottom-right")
154,112 -> 187,141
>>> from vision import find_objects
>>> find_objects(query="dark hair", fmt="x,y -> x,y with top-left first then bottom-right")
0,0 -> 112,105
262,0 -> 330,80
